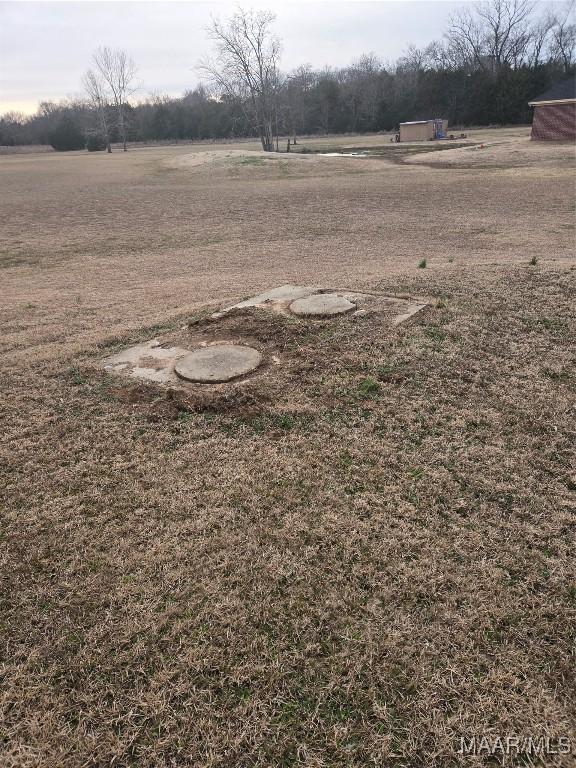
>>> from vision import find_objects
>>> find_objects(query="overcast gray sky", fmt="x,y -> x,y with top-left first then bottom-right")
2,0 -> 476,115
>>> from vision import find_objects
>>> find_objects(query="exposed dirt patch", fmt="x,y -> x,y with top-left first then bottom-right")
405,135 -> 576,170
298,141 -> 477,164
99,297 -> 431,420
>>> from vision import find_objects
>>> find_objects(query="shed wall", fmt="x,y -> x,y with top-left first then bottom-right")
399,122 -> 434,142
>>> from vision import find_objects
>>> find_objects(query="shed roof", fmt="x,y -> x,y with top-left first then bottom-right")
529,76 -> 576,105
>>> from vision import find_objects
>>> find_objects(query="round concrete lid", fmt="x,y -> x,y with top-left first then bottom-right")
175,344 -> 262,383
289,294 -> 356,317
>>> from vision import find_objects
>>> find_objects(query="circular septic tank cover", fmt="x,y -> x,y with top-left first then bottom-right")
175,344 -> 262,383
289,293 -> 356,317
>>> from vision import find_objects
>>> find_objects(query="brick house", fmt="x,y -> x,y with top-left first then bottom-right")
529,76 -> 576,141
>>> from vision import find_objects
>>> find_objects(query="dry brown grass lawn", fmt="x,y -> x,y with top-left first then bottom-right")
1,128 -> 575,767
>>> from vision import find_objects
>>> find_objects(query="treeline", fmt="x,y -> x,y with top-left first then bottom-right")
0,65 -> 564,148
1,0 -> 574,149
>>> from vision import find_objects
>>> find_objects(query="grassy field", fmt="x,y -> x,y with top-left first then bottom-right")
1,127 -> 575,767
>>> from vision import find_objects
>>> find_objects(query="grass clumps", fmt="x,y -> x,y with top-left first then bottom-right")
358,376 -> 380,398
417,258 -> 427,269
237,156 -> 266,166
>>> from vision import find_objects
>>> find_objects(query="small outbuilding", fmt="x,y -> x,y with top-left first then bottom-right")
399,119 -> 448,142
529,76 -> 576,141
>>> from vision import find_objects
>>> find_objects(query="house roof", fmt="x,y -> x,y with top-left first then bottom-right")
529,76 -> 576,105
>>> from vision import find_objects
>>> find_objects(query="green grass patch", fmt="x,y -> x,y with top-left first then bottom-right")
358,376 -> 380,398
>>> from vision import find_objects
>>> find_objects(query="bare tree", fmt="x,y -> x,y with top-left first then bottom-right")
447,0 -> 535,71
344,53 -> 385,130
549,0 -> 576,71
200,8 -> 281,152
481,0 -> 534,67
527,11 -> 556,67
446,7 -> 487,70
284,64 -> 315,141
82,69 -> 112,152
92,47 -> 137,151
